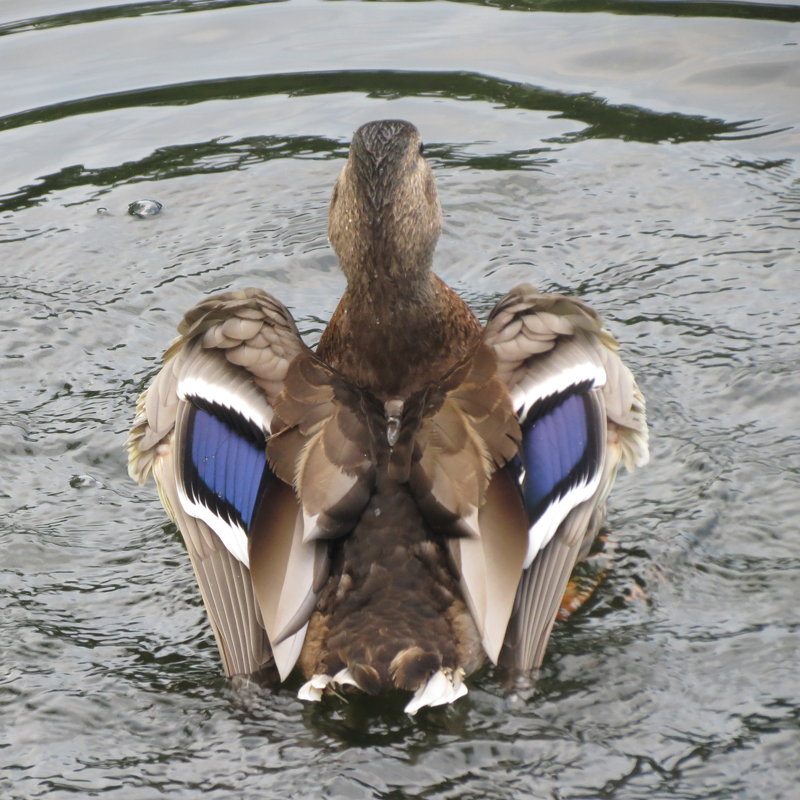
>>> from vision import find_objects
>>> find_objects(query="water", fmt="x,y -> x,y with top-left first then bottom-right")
2,1 -> 799,797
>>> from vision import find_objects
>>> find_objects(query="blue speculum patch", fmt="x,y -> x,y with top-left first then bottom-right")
520,389 -> 594,515
185,403 -> 268,531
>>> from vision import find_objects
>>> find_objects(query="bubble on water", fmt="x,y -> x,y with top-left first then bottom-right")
69,474 -> 103,489
128,199 -> 163,218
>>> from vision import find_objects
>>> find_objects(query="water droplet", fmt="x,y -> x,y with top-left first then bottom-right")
70,474 -> 102,489
128,199 -> 163,218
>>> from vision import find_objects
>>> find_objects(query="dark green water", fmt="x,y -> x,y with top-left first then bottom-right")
2,1 -> 799,797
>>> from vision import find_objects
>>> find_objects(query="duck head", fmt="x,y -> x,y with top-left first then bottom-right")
328,120 -> 442,289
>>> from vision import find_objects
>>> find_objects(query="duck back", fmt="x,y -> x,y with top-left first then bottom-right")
299,477 -> 484,693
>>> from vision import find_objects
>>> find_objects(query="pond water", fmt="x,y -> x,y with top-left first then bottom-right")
2,1 -> 799,798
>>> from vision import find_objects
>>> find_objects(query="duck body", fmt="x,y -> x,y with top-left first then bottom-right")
128,120 -> 648,713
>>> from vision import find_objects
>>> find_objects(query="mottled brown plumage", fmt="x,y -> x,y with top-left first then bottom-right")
128,120 -> 648,713
291,122 -> 518,691
320,120 -> 481,397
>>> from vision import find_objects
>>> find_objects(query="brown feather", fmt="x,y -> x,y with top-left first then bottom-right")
485,283 -> 648,674
129,122 -> 648,709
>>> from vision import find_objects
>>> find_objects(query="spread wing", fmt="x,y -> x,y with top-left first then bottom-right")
128,289 -> 332,680
483,284 -> 649,672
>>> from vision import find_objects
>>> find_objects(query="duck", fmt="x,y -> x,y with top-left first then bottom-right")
128,119 -> 648,714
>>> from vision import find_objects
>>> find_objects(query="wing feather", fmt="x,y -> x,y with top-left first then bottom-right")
128,289 -> 323,680
153,447 -> 271,677
408,344 -> 520,539
269,358 -> 376,543
485,284 -> 648,672
448,467 -> 528,663
499,500 -> 596,671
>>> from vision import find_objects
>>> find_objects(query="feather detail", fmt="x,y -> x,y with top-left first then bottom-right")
297,674 -> 332,702
448,467 -> 528,663
129,121 -> 649,709
407,344 -> 520,538
127,288 -> 319,680
404,668 -> 468,715
269,357 -> 376,542
485,284 -> 649,673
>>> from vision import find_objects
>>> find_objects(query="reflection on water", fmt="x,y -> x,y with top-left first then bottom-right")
1,0 -> 799,37
0,67 -> 779,216
1,0 -> 798,798
0,68 -> 763,141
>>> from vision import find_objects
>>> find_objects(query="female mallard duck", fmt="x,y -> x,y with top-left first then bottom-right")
128,120 -> 648,713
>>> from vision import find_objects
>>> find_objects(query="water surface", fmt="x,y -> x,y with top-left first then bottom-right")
2,1 -> 799,798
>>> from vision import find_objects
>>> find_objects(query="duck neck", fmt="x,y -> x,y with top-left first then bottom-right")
345,250 -> 443,366
323,250 -> 473,397
343,248 -> 435,316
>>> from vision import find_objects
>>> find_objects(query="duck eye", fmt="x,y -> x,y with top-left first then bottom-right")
418,142 -> 425,156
